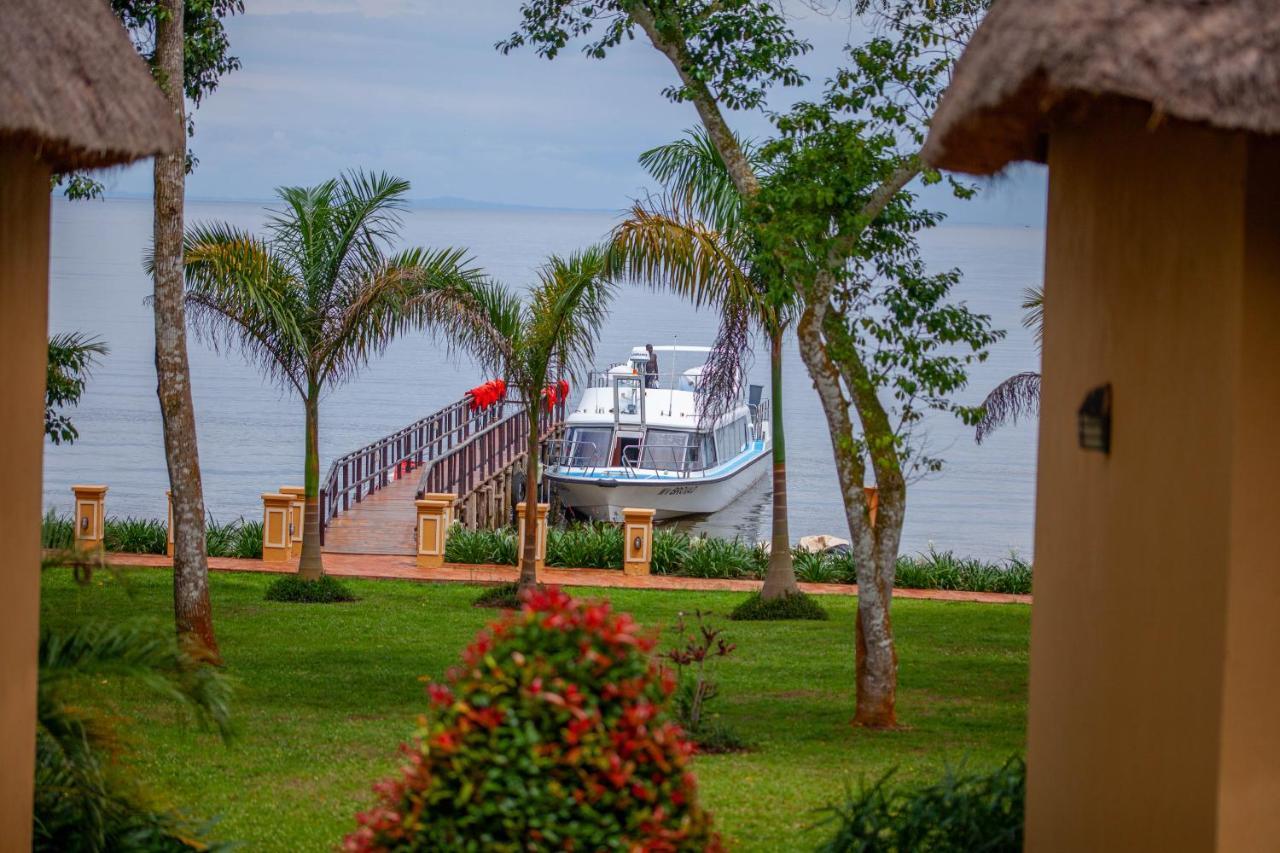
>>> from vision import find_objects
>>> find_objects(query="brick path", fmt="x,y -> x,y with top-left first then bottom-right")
96,552 -> 1031,606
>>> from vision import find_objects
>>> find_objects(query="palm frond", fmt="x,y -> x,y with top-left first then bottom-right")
609,199 -> 759,313
639,127 -> 762,235
45,333 -> 109,446
974,371 -> 1041,444
698,294 -> 753,425
319,247 -> 502,386
39,620 -> 232,736
526,244 -> 616,390
1022,285 -> 1044,349
35,618 -> 232,851
180,222 -> 308,394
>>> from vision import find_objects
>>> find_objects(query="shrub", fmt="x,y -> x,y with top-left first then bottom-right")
472,582 -> 520,609
650,527 -> 692,575
41,509 -> 74,550
263,574 -> 357,603
730,591 -> 829,621
230,519 -> 264,559
663,611 -> 747,754
680,536 -> 765,580
815,757 -> 1026,853
895,549 -> 1032,595
547,521 -> 622,569
204,515 -> 264,559
444,525 -> 517,566
793,549 -> 842,584
346,587 -> 722,852
102,516 -> 168,555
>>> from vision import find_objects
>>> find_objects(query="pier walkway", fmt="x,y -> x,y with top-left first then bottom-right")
318,391 -> 564,556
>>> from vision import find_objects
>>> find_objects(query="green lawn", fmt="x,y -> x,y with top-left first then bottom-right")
40,568 -> 1029,851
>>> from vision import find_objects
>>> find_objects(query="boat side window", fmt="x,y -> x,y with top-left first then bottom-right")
714,416 -> 747,460
700,432 -> 717,467
642,428 -> 693,471
566,427 -> 612,467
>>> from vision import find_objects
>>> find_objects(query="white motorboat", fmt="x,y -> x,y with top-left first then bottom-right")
545,345 -> 771,521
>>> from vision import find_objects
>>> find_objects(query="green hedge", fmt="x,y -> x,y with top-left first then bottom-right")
41,510 -> 264,559
442,522 -> 1032,594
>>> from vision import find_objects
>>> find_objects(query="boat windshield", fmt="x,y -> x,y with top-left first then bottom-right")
564,427 -> 611,467
639,429 -> 716,471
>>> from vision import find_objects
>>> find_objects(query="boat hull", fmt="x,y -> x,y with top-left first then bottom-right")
548,450 -> 770,521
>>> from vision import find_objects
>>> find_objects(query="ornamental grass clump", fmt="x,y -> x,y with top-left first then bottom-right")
346,587 -> 722,852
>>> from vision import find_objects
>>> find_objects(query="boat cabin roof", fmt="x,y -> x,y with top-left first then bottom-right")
629,345 -> 712,357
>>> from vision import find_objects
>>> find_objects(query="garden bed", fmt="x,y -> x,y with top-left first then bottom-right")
445,522 -> 1033,595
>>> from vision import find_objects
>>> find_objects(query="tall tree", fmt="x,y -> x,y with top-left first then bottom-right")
501,0 -> 997,726
435,249 -> 615,594
49,1 -> 241,654
152,0 -> 221,659
177,171 -> 485,581
610,128 -> 803,601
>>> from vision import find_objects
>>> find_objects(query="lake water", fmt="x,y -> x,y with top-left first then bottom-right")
44,197 -> 1042,560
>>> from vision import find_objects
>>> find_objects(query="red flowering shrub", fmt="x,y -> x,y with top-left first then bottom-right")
345,587 -> 722,852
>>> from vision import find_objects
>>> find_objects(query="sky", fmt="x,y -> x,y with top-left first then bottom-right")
98,0 -> 1048,225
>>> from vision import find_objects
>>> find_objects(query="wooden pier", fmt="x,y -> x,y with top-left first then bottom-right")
319,393 -> 564,556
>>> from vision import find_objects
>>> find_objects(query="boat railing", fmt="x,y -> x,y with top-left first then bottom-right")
749,397 -> 770,443
620,438 -> 710,480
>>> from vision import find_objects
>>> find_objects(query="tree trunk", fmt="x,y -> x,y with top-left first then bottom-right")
822,306 -> 905,728
518,403 -> 541,593
298,387 -> 324,580
760,332 -> 797,600
153,0 -> 219,662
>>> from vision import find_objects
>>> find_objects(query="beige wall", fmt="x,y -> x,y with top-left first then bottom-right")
0,145 -> 51,847
1028,101 -> 1280,850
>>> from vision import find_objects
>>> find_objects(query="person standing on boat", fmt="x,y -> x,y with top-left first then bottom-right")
644,343 -> 659,388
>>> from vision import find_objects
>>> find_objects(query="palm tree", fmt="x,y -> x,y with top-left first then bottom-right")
609,129 -> 802,601
975,286 -> 1043,443
177,171 -> 484,580
440,248 -> 615,593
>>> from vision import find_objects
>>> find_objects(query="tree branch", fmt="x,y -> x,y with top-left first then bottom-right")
630,4 -> 761,199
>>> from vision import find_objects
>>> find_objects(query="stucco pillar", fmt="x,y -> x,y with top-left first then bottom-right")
71,485 -> 108,552
622,508 -> 655,576
516,501 -> 549,576
415,498 -> 450,568
279,485 -> 304,558
421,492 -> 455,531
0,145 -> 51,849
260,493 -> 293,563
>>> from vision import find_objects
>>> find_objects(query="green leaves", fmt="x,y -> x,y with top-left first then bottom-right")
45,333 -> 108,446
499,0 -> 810,109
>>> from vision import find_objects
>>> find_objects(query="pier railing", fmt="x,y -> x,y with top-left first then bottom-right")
318,394 -> 565,542
415,398 -> 565,527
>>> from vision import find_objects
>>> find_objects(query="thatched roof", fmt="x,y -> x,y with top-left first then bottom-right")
0,0 -> 183,171
923,0 -> 1280,175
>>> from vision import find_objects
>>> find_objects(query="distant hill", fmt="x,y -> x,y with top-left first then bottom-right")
408,195 -> 610,214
